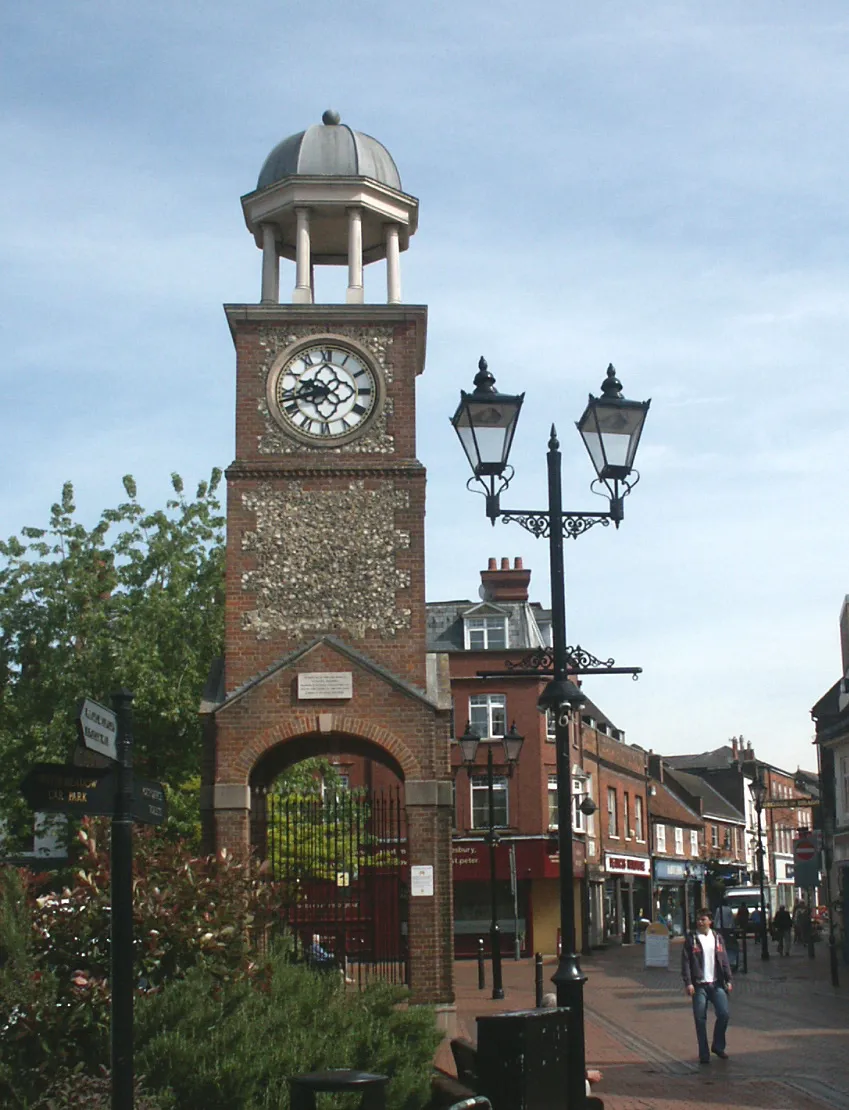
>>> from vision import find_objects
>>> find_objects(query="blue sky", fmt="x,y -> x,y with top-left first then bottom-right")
3,2 -> 849,776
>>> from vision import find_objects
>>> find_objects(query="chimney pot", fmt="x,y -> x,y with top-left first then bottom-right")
515,557 -> 523,569
488,558 -> 497,570
501,557 -> 509,570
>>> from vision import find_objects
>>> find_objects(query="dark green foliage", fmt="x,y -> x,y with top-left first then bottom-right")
136,946 -> 441,1110
0,472 -> 224,849
33,1071 -> 174,1110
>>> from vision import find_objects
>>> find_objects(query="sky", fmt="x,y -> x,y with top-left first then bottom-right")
3,1 -> 848,777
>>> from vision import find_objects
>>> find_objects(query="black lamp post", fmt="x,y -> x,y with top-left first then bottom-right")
749,775 -> 770,961
459,721 -> 525,1000
452,358 -> 649,1109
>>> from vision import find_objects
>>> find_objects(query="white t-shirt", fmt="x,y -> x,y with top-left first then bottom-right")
696,929 -> 717,983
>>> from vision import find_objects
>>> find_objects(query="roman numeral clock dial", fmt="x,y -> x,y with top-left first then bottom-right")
267,341 -> 382,445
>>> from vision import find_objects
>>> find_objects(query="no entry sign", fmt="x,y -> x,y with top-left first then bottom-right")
794,838 -> 816,863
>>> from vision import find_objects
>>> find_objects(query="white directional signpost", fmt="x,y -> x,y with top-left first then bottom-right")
77,698 -> 118,762
20,690 -> 168,1110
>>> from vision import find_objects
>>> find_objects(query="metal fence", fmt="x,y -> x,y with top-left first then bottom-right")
252,784 -> 409,986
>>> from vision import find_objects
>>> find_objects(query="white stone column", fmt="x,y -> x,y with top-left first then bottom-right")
260,223 -> 279,304
293,207 -> 312,304
346,207 -> 364,304
386,224 -> 402,304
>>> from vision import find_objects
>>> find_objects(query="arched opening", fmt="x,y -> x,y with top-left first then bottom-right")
249,731 -> 408,985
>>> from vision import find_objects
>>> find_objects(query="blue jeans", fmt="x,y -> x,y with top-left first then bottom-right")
692,983 -> 729,1060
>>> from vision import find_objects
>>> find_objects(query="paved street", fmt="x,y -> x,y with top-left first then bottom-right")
441,940 -> 849,1110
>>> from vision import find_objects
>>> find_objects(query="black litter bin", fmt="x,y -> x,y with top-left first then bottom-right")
476,1008 -> 570,1110
288,1069 -> 388,1110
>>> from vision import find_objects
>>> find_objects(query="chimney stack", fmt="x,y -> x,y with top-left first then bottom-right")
731,736 -> 739,761
480,556 -> 531,602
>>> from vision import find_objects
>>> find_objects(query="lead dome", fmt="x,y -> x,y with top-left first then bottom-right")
257,110 -> 402,193
242,111 -> 418,306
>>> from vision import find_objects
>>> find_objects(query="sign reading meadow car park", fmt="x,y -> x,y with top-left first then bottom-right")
77,697 -> 118,762
20,762 -> 117,816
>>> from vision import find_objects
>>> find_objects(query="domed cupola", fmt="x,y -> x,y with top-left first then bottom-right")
242,111 -> 418,305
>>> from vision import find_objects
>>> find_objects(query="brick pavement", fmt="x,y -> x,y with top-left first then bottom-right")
440,939 -> 849,1109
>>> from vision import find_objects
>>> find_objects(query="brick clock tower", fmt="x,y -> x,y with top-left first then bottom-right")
200,112 -> 454,1008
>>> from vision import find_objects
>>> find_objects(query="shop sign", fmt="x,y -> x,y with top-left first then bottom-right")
604,852 -> 650,877
653,859 -> 705,881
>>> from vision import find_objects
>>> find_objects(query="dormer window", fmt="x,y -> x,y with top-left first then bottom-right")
464,616 -> 507,650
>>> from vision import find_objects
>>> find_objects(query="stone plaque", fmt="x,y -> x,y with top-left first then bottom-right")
297,672 -> 353,700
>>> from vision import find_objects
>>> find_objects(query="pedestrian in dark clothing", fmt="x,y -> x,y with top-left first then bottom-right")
773,906 -> 793,956
681,906 -> 734,1064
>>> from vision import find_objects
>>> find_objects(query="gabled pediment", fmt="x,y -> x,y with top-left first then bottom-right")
201,635 -> 441,716
460,601 -> 510,618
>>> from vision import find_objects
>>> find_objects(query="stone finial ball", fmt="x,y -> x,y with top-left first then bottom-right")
322,109 -> 341,125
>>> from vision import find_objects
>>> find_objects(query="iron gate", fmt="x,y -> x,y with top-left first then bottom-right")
252,785 -> 409,985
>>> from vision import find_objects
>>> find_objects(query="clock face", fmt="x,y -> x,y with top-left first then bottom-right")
268,341 -> 381,444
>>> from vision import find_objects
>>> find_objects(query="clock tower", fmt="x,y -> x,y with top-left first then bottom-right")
201,112 -> 454,1008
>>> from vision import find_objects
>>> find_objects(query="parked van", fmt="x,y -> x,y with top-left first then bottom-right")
722,886 -> 771,929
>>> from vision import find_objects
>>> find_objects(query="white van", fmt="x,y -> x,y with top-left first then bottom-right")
721,887 -> 771,928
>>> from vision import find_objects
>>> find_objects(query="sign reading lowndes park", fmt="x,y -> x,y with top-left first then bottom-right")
77,698 -> 118,762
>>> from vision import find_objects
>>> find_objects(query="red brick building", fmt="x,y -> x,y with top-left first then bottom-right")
428,557 -> 651,955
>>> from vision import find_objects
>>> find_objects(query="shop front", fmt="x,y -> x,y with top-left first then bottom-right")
603,852 -> 651,944
653,859 -> 705,935
452,835 -> 587,956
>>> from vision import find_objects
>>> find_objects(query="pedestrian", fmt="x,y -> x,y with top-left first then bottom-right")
793,900 -> 805,946
681,906 -> 734,1064
713,899 -> 734,938
736,903 -> 750,935
773,905 -> 793,956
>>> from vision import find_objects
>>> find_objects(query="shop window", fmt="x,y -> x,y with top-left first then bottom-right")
469,694 -> 506,738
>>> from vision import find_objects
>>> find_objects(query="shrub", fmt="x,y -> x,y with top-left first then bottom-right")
136,945 -> 441,1110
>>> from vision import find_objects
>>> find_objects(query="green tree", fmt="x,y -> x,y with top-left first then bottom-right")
0,473 -> 224,847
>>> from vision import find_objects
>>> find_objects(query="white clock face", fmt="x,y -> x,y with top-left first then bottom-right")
268,342 -> 380,443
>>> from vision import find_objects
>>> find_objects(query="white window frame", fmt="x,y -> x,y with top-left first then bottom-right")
607,787 -> 618,838
634,795 -> 644,841
572,777 -> 588,834
674,826 -> 684,854
546,708 -> 557,742
622,793 -> 630,839
468,694 -> 506,739
548,775 -> 558,829
471,774 -> 509,829
464,616 -> 508,650
711,824 -> 719,849
690,829 -> 699,855
656,823 -> 666,852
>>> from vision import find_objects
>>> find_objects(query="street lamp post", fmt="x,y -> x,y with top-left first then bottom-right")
459,721 -> 525,1001
749,775 -> 770,961
452,359 -> 649,1109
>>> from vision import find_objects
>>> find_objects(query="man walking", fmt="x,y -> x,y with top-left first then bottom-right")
682,907 -> 734,1064
773,905 -> 793,956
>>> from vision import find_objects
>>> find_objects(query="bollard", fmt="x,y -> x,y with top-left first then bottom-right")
477,938 -> 486,990
534,952 -> 544,1008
